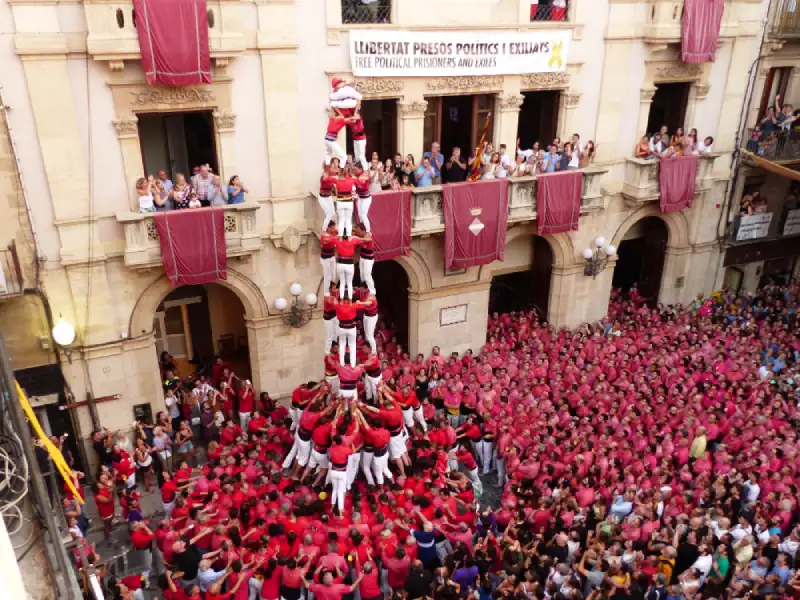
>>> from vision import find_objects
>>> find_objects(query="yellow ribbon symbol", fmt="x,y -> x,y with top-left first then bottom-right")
548,41 -> 563,70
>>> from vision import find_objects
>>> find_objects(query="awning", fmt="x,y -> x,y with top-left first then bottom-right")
742,150 -> 800,182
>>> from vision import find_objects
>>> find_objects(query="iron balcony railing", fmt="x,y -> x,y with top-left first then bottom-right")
771,0 -> 800,37
530,1 -> 570,22
341,0 -> 392,24
745,128 -> 800,163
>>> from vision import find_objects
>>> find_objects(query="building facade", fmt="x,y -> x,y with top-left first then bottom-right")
0,0 -> 773,461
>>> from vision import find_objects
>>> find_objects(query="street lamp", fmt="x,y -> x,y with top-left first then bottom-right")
51,316 -> 76,363
274,283 -> 318,328
582,236 -> 617,279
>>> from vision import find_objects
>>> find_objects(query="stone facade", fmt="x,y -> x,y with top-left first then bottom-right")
0,0 -> 772,454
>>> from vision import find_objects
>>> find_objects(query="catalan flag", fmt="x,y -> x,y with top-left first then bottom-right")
468,112 -> 492,182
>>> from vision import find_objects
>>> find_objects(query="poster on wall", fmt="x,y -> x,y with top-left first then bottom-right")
736,213 -> 772,241
349,30 -> 571,77
784,209 -> 800,236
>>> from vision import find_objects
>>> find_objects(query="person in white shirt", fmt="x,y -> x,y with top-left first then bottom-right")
691,545 -> 713,582
137,177 -> 157,213
697,136 -> 715,154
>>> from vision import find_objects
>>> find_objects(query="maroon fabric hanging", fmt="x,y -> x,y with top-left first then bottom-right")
659,155 -> 698,213
133,0 -> 212,86
369,190 -> 412,262
442,180 -> 509,270
681,0 -> 725,64
536,171 -> 582,235
154,208 -> 227,286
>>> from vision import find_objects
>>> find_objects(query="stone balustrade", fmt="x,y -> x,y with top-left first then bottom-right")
410,166 -> 608,234
621,153 -> 719,206
117,203 -> 261,269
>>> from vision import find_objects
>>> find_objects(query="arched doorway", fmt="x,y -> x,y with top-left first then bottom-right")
488,236 -> 553,319
370,261 -> 410,349
612,216 -> 668,305
154,283 -> 251,379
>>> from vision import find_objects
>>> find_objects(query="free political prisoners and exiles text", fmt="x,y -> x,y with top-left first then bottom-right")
351,41 -> 551,70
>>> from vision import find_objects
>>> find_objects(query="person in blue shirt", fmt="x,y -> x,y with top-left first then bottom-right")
227,175 -> 248,204
415,157 -> 436,187
543,144 -> 559,173
422,142 -> 444,184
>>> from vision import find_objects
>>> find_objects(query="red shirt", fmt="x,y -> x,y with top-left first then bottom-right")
131,529 -> 155,550
309,584 -> 351,600
395,389 -> 420,409
378,405 -> 404,433
312,422 -> 334,449
299,409 -> 323,433
456,449 -> 477,471
335,303 -> 358,324
238,388 -> 254,413
327,117 -> 346,137
162,479 -> 178,503
329,444 -> 353,469
335,177 -> 356,199
95,488 -> 114,519
335,237 -> 362,259
364,425 -> 390,449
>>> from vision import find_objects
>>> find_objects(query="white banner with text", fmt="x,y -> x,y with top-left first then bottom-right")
736,213 -> 772,241
784,209 -> 800,236
349,30 -> 571,77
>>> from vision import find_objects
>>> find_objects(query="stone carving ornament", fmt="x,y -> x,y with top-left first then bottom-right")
399,101 -> 429,117
353,78 -> 405,96
130,88 -> 216,106
521,72 -> 569,88
655,64 -> 701,81
113,119 -> 139,136
498,95 -> 525,110
425,76 -> 504,92
214,112 -> 237,130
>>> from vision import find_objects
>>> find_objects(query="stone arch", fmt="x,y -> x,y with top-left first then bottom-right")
128,268 -> 269,337
394,249 -> 434,293
610,204 -> 689,250
502,225 -> 575,268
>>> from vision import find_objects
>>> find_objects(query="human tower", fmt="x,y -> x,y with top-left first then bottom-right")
280,79 -> 424,514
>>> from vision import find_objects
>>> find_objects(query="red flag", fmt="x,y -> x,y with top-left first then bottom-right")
468,112 -> 492,182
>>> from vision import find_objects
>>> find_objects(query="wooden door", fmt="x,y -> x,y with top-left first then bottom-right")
471,94 -> 495,151
639,219 -> 668,306
531,236 -> 554,319
380,100 -> 398,159
423,97 -> 442,154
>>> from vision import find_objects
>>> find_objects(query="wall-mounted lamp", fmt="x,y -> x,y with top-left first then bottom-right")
582,236 -> 617,279
51,316 -> 76,363
275,283 -> 318,328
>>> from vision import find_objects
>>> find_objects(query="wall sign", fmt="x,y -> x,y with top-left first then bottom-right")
736,213 -> 772,241
349,30 -> 571,77
440,304 -> 468,326
784,209 -> 800,236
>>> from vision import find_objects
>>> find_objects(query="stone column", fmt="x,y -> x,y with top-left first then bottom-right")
595,42 -> 631,163
637,89 -> 656,142
686,83 -> 710,134
213,112 -> 238,185
494,94 -> 524,153
114,117 -> 145,211
558,92 -> 582,142
398,101 -> 428,159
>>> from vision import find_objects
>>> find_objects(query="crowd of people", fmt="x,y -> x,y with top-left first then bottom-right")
747,93 -> 800,159
136,164 -> 249,213
66,278 -> 800,600
635,126 -> 715,160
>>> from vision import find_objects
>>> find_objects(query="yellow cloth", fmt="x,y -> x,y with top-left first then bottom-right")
15,381 -> 83,503
690,435 -> 707,459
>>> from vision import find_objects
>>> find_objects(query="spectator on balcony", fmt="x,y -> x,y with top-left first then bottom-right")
482,152 -> 502,179
381,159 -> 395,189
698,136 -> 715,154
685,128 -> 699,154
581,140 -> 597,166
227,176 -> 248,205
543,143 -> 559,173
402,154 -> 417,186
444,147 -> 468,183
415,156 -> 436,187
481,142 -> 494,167
188,191 -> 202,209
423,142 -> 444,185
154,179 -> 173,212
368,159 -> 383,194
157,170 -> 173,193
670,127 -> 685,148
649,132 -> 667,155
399,173 -> 414,190
172,173 -> 192,209
760,106 -> 780,132
208,176 -> 228,207
192,164 -> 213,205
565,141 -> 580,169
137,176 -> 157,213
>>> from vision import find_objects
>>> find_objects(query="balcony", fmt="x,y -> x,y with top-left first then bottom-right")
529,1 -> 570,23
409,166 -> 607,235
771,0 -> 800,38
84,0 -> 245,65
341,0 -> 392,24
643,1 -> 684,44
117,203 -> 261,269
621,154 -> 719,206
744,129 -> 800,165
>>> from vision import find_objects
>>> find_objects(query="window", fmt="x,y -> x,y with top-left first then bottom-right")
530,0 -> 569,22
341,0 -> 392,24
759,67 -> 792,120
137,111 -> 218,180
646,82 -> 690,138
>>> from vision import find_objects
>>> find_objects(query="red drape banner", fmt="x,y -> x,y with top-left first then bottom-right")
536,171 -> 583,235
133,0 -> 212,86
154,208 -> 227,286
659,155 -> 698,213
681,0 -> 725,64
369,190 -> 412,262
442,179 -> 509,270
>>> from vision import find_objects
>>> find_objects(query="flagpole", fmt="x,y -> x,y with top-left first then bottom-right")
468,112 -> 492,182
